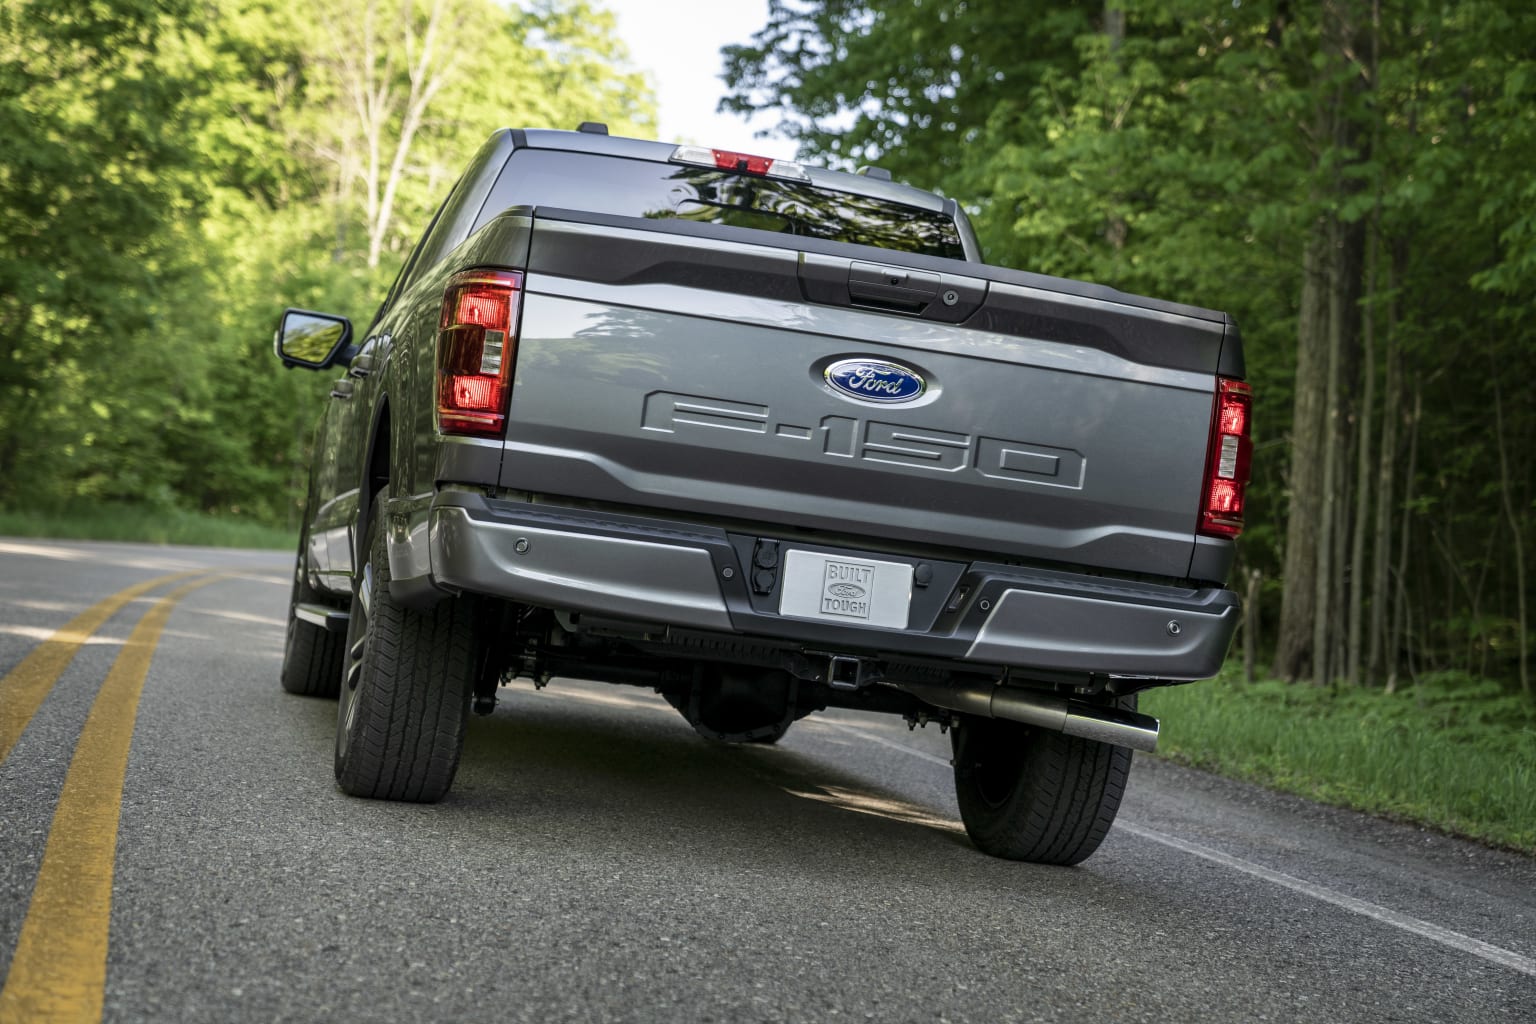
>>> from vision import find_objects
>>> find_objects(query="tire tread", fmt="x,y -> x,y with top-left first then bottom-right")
335,499 -> 475,802
953,698 -> 1135,865
280,528 -> 345,698
280,618 -> 345,697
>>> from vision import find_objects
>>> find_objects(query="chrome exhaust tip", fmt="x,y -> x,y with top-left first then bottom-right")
898,682 -> 1160,753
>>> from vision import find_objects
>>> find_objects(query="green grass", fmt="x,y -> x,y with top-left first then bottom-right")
0,503 -> 296,550
1142,670 -> 1536,854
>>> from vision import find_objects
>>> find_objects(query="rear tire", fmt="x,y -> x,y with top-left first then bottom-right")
334,491 -> 478,802
951,696 -> 1135,865
279,520 -> 345,698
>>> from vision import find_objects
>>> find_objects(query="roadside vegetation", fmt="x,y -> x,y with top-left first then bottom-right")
0,504 -> 294,550
1143,671 -> 1536,854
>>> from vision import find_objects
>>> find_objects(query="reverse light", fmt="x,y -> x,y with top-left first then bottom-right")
669,145 -> 811,182
1199,377 -> 1253,538
437,269 -> 523,436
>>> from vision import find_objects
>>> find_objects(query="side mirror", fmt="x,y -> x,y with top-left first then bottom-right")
275,309 -> 353,370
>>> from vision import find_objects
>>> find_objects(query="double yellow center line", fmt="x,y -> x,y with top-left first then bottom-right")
0,572 -> 226,1024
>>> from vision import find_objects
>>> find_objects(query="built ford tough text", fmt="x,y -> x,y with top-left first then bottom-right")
275,124 -> 1252,865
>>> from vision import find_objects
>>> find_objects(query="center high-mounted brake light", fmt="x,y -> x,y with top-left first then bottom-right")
669,145 -> 811,182
437,269 -> 523,436
1198,377 -> 1254,538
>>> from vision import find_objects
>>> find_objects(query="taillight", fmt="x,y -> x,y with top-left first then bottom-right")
669,144 -> 811,182
437,269 -> 523,436
1199,377 -> 1253,538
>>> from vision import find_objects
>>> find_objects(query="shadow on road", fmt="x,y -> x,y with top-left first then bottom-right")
448,682 -> 980,865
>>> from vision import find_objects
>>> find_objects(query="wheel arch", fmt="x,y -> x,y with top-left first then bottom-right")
354,393 -> 393,571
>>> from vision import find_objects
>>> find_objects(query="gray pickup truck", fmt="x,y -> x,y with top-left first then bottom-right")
275,124 -> 1251,865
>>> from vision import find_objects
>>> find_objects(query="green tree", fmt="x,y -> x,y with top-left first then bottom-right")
723,0 -> 1536,697
722,0 -> 1093,182
0,0 -> 656,527
186,0 -> 657,523
0,0 -> 211,504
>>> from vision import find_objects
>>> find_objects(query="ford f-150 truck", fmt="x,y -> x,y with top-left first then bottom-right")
275,124 -> 1251,865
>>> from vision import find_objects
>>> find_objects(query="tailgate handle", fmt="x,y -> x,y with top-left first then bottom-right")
797,253 -> 987,323
848,262 -> 940,313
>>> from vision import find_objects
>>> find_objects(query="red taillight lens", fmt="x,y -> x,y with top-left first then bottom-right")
711,149 -> 774,175
437,269 -> 522,436
1199,377 -> 1253,538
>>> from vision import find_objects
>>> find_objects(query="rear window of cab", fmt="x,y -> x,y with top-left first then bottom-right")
477,149 -> 966,260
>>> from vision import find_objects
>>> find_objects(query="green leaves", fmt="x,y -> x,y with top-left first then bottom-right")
0,0 -> 657,523
723,0 -> 1536,694
0,0 -> 212,502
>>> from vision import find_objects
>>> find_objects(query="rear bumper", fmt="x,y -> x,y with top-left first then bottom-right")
390,488 -> 1239,681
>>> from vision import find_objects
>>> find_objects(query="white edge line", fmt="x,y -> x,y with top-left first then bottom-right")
820,718 -> 1536,979
1118,823 -> 1536,978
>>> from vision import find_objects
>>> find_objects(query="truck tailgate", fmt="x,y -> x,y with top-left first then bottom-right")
495,215 -> 1230,580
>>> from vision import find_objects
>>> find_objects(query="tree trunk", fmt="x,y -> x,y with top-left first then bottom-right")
1367,245 -> 1402,681
1348,0 -> 1383,689
1491,374 -> 1531,698
1244,570 -> 1262,684
1313,218 -> 1343,687
1276,0 -> 1371,685
317,0 -> 465,269
1274,228 -> 1330,680
1104,4 -> 1125,50
1387,383 -> 1422,694
1347,224 -> 1378,685
1328,0 -> 1370,687
368,0 -> 458,268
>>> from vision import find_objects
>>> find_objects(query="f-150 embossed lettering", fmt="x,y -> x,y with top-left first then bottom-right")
641,390 -> 1085,488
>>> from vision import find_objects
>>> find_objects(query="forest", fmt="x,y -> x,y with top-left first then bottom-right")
0,0 -> 654,524
722,0 -> 1536,699
2,0 -> 1534,701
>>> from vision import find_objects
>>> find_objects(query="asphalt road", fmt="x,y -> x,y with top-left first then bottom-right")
0,537 -> 1533,1023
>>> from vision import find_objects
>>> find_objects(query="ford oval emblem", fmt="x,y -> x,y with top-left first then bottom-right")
827,583 -> 866,600
825,359 -> 926,404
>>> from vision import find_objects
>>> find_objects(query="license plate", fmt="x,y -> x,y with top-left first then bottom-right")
778,551 -> 913,630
